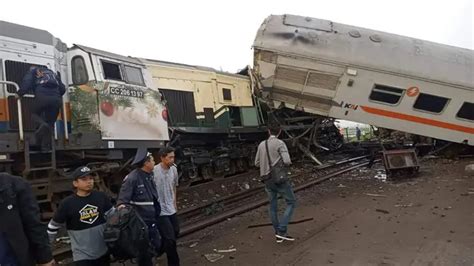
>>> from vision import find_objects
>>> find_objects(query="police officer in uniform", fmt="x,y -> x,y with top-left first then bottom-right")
17,66 -> 66,152
117,148 -> 161,266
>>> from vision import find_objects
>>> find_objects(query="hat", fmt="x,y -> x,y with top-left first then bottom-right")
71,166 -> 92,180
132,147 -> 152,166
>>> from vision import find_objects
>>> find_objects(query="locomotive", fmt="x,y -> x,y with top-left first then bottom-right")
0,20 -> 342,212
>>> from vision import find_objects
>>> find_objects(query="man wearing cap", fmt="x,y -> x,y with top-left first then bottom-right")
117,148 -> 161,266
47,166 -> 113,265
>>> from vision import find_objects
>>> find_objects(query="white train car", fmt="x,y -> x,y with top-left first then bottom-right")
253,14 -> 473,145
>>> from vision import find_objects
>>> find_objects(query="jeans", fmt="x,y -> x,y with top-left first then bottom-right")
31,95 -> 61,149
157,214 -> 180,266
264,180 -> 296,235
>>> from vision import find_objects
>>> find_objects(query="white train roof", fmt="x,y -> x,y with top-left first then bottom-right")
253,14 -> 473,90
0,20 -> 67,52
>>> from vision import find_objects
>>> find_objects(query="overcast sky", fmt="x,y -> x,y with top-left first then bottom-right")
2,0 -> 473,73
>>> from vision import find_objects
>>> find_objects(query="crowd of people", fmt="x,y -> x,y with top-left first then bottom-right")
1,66 -> 297,266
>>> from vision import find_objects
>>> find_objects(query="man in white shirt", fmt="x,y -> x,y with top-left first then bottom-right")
153,147 -> 180,266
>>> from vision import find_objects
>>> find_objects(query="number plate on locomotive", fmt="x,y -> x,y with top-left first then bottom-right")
109,86 -> 144,98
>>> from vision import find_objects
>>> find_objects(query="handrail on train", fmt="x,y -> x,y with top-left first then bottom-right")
0,80 -> 69,142
0,81 -> 24,141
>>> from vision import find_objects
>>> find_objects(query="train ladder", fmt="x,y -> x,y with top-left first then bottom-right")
1,80 -> 59,206
22,131 -> 57,207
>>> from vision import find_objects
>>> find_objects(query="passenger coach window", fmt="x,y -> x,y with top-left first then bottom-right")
369,84 -> 404,104
223,88 -> 232,101
71,56 -> 88,85
102,61 -> 123,81
456,102 -> 474,121
124,65 -> 145,85
413,93 -> 449,113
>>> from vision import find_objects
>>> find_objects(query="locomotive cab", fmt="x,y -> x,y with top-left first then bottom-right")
66,45 -> 169,149
0,20 -> 68,153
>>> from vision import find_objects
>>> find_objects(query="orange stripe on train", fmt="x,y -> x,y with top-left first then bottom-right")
360,106 -> 474,134
0,99 -> 71,122
0,98 -> 8,122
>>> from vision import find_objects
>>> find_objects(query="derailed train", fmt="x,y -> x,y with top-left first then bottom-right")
253,15 -> 473,145
1,14 -> 472,211
0,19 -> 341,210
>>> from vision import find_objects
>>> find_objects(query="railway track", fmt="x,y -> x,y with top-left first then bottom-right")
179,155 -> 372,236
52,155 -> 372,261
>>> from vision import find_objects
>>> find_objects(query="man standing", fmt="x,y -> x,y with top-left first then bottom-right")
154,147 -> 180,266
255,125 -> 296,243
17,66 -> 66,152
0,172 -> 55,266
47,166 -> 113,265
117,148 -> 161,266
356,126 -> 362,141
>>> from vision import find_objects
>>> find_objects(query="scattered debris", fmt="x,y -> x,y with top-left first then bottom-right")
213,247 -> 237,253
204,253 -> 225,263
375,209 -> 390,214
177,239 -> 201,247
189,242 -> 199,248
365,193 -> 387,197
464,164 -> 474,174
374,172 -> 387,181
395,203 -> 413,208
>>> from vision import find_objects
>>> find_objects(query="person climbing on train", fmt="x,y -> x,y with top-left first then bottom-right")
117,147 -> 162,266
47,166 -> 113,266
17,66 -> 66,152
255,124 -> 297,243
153,147 -> 181,266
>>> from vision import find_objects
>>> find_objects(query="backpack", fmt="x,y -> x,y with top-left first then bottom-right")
33,67 -> 59,88
103,205 -> 155,261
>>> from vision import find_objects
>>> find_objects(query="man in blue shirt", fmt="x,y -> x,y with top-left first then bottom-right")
118,148 -> 162,266
17,66 -> 66,152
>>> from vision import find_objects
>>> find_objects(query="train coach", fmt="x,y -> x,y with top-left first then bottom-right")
253,14 -> 474,145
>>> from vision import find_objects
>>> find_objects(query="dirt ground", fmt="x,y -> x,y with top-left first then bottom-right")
173,158 -> 474,266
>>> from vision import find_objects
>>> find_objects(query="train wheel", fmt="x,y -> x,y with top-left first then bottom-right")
201,165 -> 214,180
236,158 -> 248,173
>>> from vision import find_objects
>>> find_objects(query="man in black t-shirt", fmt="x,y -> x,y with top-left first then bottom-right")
47,166 -> 113,266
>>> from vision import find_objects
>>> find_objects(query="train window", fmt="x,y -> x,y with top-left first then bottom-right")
101,61 -> 123,81
71,56 -> 88,85
124,65 -> 145,86
369,84 -> 404,105
223,88 -> 232,101
413,93 -> 449,113
456,102 -> 474,121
